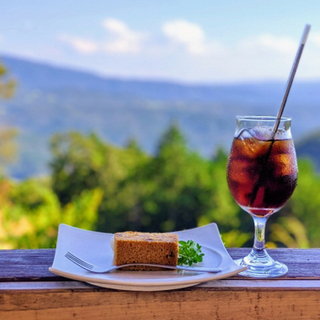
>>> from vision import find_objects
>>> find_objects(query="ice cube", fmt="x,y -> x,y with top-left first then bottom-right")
228,159 -> 256,184
271,139 -> 294,155
272,154 -> 296,176
250,126 -> 273,141
237,129 -> 268,158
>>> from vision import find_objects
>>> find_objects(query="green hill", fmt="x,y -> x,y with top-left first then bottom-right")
296,131 -> 320,171
0,54 -> 320,178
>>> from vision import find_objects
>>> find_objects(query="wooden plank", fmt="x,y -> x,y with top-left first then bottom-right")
0,249 -> 58,281
228,247 -> 320,263
0,281 -> 95,291
1,248 -> 320,320
2,279 -> 320,291
199,279 -> 320,289
228,248 -> 320,279
1,286 -> 320,319
1,248 -> 320,282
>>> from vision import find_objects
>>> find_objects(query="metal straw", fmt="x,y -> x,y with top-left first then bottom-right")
271,24 -> 311,139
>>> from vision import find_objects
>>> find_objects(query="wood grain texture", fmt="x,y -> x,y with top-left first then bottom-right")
1,249 -> 320,319
0,249 -> 56,281
1,286 -> 320,319
1,248 -> 320,281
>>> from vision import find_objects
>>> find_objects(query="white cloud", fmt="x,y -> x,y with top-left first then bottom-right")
55,20 -> 319,83
60,34 -> 98,54
257,34 -> 297,53
102,18 -> 146,54
162,20 -> 207,55
59,19 -> 146,55
309,32 -> 320,47
239,34 -> 297,54
59,18 -> 224,59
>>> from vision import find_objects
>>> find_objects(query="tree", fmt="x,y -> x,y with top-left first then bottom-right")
50,131 -> 150,232
283,159 -> 320,247
0,178 -> 103,248
48,124 -> 315,249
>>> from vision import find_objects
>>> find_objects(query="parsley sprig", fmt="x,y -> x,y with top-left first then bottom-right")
178,240 -> 205,266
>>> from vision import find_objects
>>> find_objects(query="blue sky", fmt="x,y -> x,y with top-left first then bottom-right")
0,0 -> 319,83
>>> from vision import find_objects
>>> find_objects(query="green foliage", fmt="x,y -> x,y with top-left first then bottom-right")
0,57 -> 317,250
49,124 -> 242,240
2,121 -> 320,249
0,178 -> 102,248
50,131 -> 150,232
285,159 -> 320,247
268,216 -> 310,249
178,240 -> 204,266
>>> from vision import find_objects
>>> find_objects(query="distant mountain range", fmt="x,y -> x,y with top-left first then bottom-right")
0,55 -> 320,179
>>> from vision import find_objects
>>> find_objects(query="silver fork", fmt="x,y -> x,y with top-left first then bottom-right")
65,251 -> 222,273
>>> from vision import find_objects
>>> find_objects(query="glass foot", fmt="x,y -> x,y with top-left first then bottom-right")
235,249 -> 288,278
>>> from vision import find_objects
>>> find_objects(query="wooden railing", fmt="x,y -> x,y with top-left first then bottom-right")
1,248 -> 320,319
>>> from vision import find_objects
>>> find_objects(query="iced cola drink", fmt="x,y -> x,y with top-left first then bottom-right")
227,128 -> 298,217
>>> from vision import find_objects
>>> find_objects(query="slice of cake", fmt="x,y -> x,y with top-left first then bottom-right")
113,231 -> 179,271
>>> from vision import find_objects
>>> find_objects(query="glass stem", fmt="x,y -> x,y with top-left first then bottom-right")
252,216 -> 268,251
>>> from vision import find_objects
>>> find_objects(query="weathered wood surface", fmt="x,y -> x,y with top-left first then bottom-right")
2,285 -> 320,319
1,249 -> 320,319
1,248 -> 320,281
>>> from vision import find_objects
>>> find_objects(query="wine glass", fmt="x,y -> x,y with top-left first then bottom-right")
226,116 -> 298,278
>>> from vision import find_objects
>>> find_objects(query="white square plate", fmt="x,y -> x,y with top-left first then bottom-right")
49,223 -> 246,291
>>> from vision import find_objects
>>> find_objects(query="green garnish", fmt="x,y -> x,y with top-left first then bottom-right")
178,240 -> 205,266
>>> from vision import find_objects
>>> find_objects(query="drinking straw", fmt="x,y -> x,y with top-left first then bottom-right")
250,24 -> 311,206
271,24 -> 311,138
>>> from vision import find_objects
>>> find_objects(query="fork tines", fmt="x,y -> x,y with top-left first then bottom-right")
65,251 -> 94,270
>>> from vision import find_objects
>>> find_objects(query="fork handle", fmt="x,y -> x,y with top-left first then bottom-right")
116,264 -> 221,273
176,265 -> 221,273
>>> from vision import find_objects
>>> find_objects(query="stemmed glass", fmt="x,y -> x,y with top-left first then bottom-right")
226,116 -> 298,278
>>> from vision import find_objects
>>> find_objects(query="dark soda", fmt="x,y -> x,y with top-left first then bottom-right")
226,129 -> 298,217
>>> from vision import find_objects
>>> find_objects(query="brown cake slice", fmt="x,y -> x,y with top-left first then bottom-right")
113,231 -> 179,271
